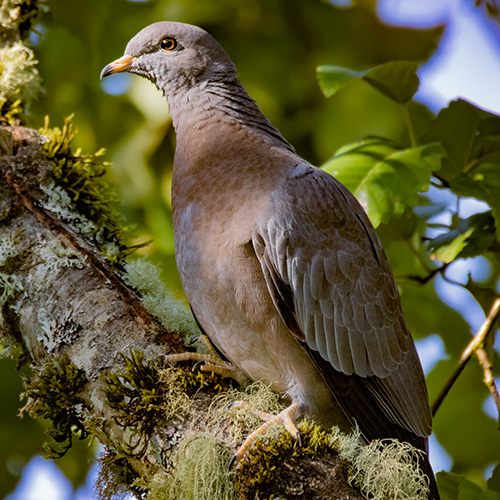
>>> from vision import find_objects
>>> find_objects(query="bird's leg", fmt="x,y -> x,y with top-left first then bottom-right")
165,334 -> 245,381
228,401 -> 302,466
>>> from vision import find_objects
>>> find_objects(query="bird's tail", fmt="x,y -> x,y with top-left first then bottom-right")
420,452 -> 440,500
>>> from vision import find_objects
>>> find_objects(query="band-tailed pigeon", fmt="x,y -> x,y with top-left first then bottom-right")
101,22 -> 438,498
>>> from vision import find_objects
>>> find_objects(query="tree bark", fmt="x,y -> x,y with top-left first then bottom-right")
0,125 -> 363,499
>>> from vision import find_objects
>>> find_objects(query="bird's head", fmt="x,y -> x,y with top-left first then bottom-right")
100,22 -> 237,95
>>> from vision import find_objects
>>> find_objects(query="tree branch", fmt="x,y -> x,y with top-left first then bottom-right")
0,125 -> 364,500
432,297 -> 500,416
476,346 -> 500,428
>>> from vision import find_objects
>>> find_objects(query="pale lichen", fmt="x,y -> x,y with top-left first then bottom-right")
123,259 -> 200,342
334,427 -> 430,500
36,308 -> 81,352
40,236 -> 85,272
209,381 -> 284,445
165,433 -> 236,500
0,271 -> 22,326
0,41 -> 42,122
0,0 -> 49,42
0,229 -> 18,265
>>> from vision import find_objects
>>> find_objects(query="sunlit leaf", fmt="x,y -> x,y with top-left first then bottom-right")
317,60 -> 419,103
316,65 -> 368,97
428,211 -> 496,263
321,137 -> 444,227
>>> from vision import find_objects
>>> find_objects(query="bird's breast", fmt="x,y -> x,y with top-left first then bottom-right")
171,199 -> 348,430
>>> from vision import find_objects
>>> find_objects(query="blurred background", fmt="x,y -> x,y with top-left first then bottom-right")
2,0 -> 500,497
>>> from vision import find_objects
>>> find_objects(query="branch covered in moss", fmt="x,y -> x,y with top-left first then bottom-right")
0,124 -> 428,500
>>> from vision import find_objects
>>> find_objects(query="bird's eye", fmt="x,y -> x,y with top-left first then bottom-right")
161,37 -> 177,51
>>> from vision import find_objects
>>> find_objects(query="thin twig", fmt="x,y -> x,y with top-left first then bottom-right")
432,298 -> 500,416
476,346 -> 500,429
401,263 -> 449,285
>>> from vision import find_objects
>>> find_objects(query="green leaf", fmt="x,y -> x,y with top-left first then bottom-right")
316,65 -> 368,98
488,463 -> 500,492
437,471 -> 500,500
317,60 -> 419,103
428,211 -> 496,263
451,166 -> 500,244
465,277 -> 500,315
425,99 -> 500,242
425,99 -> 500,182
321,137 -> 444,227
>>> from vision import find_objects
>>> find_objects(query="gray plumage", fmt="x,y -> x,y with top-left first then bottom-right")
102,21 -> 438,498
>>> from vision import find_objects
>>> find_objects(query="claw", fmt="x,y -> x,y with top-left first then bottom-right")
192,360 -> 205,371
225,401 -> 236,411
295,431 -> 302,446
228,454 -> 237,470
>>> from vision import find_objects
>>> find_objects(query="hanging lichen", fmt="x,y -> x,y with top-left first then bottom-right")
0,0 -> 49,43
0,0 -> 47,123
0,42 -> 42,123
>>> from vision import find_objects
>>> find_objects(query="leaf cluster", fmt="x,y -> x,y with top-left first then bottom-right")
318,58 -> 500,292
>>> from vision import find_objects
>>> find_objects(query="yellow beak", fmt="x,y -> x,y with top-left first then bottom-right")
100,54 -> 137,79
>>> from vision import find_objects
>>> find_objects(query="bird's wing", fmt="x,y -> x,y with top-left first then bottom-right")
254,163 -> 432,439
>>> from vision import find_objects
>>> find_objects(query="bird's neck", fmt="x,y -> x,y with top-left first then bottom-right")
168,79 -> 300,229
165,79 -> 294,152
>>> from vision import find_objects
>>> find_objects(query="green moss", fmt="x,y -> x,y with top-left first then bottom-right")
102,349 -> 232,457
39,115 -> 132,264
102,350 -> 191,456
236,419 -> 342,498
0,98 -> 24,125
20,353 -> 88,458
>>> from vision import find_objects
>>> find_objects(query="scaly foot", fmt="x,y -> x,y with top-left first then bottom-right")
164,334 -> 246,382
228,401 -> 302,467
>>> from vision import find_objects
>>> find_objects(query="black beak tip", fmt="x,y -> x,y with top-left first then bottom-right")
100,65 -> 113,80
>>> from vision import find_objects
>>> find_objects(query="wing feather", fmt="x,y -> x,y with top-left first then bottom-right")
254,163 -> 432,440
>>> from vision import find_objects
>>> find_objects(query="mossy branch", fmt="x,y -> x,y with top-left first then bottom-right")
0,123 -> 427,500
